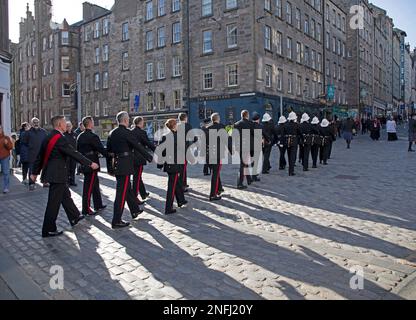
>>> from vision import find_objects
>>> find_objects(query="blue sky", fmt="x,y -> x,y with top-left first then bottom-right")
372,0 -> 416,47
8,0 -> 416,47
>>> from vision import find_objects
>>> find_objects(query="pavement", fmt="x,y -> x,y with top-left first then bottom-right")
0,128 -> 415,300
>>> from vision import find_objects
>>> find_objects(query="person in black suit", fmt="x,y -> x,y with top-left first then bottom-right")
107,112 -> 153,229
177,113 -> 192,192
157,119 -> 187,215
310,117 -> 321,168
201,118 -> 212,176
261,113 -> 275,174
77,117 -> 108,216
274,116 -> 288,171
63,121 -> 78,186
319,119 -> 335,165
131,116 -> 156,202
282,112 -> 301,176
233,110 -> 254,189
30,116 -> 99,238
207,113 -> 230,201
299,113 -> 313,172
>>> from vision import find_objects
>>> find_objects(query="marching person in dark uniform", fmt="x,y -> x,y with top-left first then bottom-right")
77,116 -> 108,216
234,110 -> 254,189
63,121 -> 78,187
261,113 -> 275,174
201,118 -> 212,176
319,119 -> 335,166
310,117 -> 321,168
275,116 -> 287,171
177,113 -> 192,192
282,112 -> 301,176
131,117 -> 156,203
30,116 -> 99,238
74,122 -> 85,176
207,113 -> 230,201
158,119 -> 187,215
299,113 -> 313,172
107,112 -> 153,229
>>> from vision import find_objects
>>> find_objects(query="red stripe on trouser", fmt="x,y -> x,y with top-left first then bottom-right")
120,176 -> 129,211
136,166 -> 143,196
171,174 -> 178,209
215,163 -> 222,195
87,172 -> 96,213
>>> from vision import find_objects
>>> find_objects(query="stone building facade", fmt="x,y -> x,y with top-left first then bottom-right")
12,0 -> 80,129
392,30 -> 401,108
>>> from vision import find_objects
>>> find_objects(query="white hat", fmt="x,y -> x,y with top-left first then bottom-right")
311,117 -> 320,125
321,119 -> 330,127
301,113 -> 310,123
278,116 -> 287,124
262,113 -> 272,122
288,112 -> 297,121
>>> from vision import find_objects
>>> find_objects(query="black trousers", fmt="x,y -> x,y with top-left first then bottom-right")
67,158 -> 76,184
303,144 -> 311,170
42,183 -> 80,235
210,164 -> 223,198
178,162 -> 188,189
113,175 -> 140,225
320,144 -> 331,164
287,145 -> 297,175
82,171 -> 103,215
132,165 -> 147,200
203,164 -> 211,175
22,162 -> 29,181
278,145 -> 287,169
328,141 -> 333,159
298,144 -> 304,164
262,145 -> 272,173
165,173 -> 185,213
238,154 -> 252,186
311,145 -> 319,167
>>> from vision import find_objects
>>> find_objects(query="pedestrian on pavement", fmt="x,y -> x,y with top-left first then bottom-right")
11,134 -> 18,168
342,117 -> 356,149
106,112 -> 153,229
22,118 -> 47,191
361,117 -> 367,135
177,113 -> 193,193
131,116 -> 156,203
77,117 -> 109,216
207,113 -> 229,201
319,119 -> 334,165
387,117 -> 398,141
234,110 -> 255,189
262,113 -> 275,174
30,116 -> 99,238
18,123 -> 30,184
158,119 -> 187,215
310,117 -> 321,168
0,125 -> 14,194
275,116 -> 287,171
283,112 -> 301,176
408,114 -> 416,152
370,118 -> 381,141
201,118 -> 212,176
299,113 -> 313,172
63,121 -> 78,187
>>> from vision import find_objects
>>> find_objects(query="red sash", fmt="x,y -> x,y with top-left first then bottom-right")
42,134 -> 62,170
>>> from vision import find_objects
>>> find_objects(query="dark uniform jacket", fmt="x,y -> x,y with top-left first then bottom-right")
234,118 -> 255,154
274,124 -> 286,146
131,127 -> 156,166
299,122 -> 313,145
107,125 -> 153,176
63,131 -> 77,149
319,126 -> 335,145
32,130 -> 92,184
207,122 -> 231,164
160,131 -> 184,174
77,129 -> 108,173
262,121 -> 275,145
282,122 -> 301,146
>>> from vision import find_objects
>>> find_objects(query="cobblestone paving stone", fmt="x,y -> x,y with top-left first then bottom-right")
0,130 -> 415,300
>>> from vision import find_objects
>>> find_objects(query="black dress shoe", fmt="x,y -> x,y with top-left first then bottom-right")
83,210 -> 98,217
136,200 -> 145,205
165,210 -> 177,215
312,165 -> 317,169
71,215 -> 85,227
132,211 -> 144,220
142,192 -> 151,200
183,189 -> 189,193
289,173 -> 296,176
218,188 -> 225,195
254,177 -> 261,182
237,185 -> 248,190
303,168 -> 309,172
96,205 -> 107,211
210,196 -> 222,202
178,201 -> 188,208
69,183 -> 78,187
42,231 -> 64,238
112,221 -> 130,229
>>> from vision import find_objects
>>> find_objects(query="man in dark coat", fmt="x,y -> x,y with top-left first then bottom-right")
282,112 -> 301,176
131,116 -> 156,202
77,117 -> 108,216
63,121 -> 78,186
107,112 -> 153,229
30,116 -> 99,238
261,113 -> 275,174
299,113 -> 313,171
23,118 -> 47,190
201,118 -> 212,176
274,116 -> 287,171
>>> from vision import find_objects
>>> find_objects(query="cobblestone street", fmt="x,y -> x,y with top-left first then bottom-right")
0,131 -> 415,300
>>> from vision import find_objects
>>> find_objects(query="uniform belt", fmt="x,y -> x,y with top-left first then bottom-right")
116,152 -> 131,158
285,135 -> 297,137
85,151 -> 97,156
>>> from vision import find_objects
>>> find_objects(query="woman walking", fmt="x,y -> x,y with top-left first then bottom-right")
386,117 -> 398,141
342,117 -> 356,149
370,118 -> 381,141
